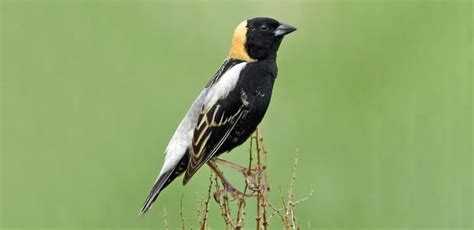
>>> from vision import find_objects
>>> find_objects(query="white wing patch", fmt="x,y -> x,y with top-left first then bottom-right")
156,62 -> 247,177
203,62 -> 247,111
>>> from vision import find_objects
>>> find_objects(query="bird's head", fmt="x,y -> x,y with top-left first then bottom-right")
228,17 -> 297,62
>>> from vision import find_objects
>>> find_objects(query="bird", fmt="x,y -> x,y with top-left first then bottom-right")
140,17 -> 296,215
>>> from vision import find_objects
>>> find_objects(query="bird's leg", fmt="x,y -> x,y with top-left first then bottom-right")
213,158 -> 247,172
213,158 -> 261,191
207,161 -> 256,200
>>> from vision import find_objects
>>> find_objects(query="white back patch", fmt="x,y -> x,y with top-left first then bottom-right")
204,62 -> 247,110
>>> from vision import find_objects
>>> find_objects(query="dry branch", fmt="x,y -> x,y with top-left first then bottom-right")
189,127 -> 311,229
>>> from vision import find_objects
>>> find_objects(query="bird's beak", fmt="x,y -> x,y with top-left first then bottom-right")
274,23 -> 297,37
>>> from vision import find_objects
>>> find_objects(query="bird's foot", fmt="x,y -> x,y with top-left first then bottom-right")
213,181 -> 257,201
214,158 -> 263,191
242,171 -> 260,192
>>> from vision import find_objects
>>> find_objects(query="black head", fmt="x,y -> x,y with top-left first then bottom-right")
228,17 -> 296,61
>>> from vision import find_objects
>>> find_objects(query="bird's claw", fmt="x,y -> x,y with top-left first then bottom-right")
241,165 -> 264,191
213,183 -> 257,202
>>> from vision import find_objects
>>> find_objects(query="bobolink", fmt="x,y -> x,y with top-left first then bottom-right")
140,17 -> 296,214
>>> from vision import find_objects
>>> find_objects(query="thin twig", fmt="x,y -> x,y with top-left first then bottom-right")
292,188 -> 314,207
255,132 -> 262,230
235,135 -> 254,228
214,175 -> 236,229
267,202 -> 286,223
200,173 -> 214,230
285,150 -> 299,229
287,150 -> 298,210
196,191 -> 202,227
180,193 -> 186,230
223,191 -> 237,228
258,129 -> 269,229
163,207 -> 169,230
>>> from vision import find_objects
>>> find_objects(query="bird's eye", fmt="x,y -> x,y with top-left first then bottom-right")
260,25 -> 269,31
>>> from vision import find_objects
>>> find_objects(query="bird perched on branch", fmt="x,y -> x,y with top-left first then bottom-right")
140,17 -> 296,214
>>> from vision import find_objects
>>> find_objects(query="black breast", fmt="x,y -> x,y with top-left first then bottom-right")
217,59 -> 278,154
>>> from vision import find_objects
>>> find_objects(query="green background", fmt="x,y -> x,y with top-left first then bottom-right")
1,0 -> 472,229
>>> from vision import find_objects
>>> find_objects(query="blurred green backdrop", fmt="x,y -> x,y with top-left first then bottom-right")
1,0 -> 472,229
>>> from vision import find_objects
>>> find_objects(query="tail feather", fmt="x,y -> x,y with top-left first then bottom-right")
139,170 -> 173,215
140,153 -> 190,215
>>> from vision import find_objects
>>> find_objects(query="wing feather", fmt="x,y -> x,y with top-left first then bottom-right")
181,59 -> 248,184
183,102 -> 247,185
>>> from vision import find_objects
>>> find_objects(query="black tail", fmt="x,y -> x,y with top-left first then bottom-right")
139,170 -> 173,215
139,153 -> 190,215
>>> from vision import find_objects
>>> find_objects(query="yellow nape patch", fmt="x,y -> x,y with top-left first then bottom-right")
228,21 -> 255,62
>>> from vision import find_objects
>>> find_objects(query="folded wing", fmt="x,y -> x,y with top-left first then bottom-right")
183,61 -> 249,184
